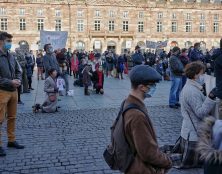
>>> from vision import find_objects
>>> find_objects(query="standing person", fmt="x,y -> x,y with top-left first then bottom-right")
179,48 -> 190,88
123,65 -> 172,173
43,44 -> 60,78
189,43 -> 204,62
66,48 -> 72,76
117,54 -> 125,80
89,51 -> 95,62
82,65 -> 92,96
132,45 -> 144,66
36,53 -> 44,80
169,47 -> 184,109
71,50 -> 79,79
0,32 -> 24,157
105,50 -> 114,78
123,49 -> 129,75
15,48 -> 30,93
30,50 -> 35,74
214,38 -> 222,119
25,52 -> 34,90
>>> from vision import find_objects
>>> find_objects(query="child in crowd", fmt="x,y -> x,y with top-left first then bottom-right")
93,65 -> 104,95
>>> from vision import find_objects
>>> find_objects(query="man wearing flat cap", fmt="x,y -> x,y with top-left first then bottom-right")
123,65 -> 172,174
132,45 -> 144,66
169,46 -> 184,109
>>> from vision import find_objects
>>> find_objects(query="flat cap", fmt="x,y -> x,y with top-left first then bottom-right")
129,65 -> 161,85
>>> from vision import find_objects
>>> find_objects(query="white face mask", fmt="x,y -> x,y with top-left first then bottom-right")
195,74 -> 205,85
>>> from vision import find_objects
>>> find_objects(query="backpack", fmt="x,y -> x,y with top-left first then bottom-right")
103,101 -> 146,172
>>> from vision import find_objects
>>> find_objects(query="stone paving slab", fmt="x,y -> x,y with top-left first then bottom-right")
0,107 -> 203,174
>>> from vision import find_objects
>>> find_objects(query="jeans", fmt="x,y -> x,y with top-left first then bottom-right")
169,76 -> 182,106
61,73 -> 69,93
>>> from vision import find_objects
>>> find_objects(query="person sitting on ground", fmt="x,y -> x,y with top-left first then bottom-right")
197,116 -> 222,174
41,68 -> 59,113
92,65 -> 104,95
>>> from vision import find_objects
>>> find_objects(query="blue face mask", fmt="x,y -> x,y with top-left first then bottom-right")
145,84 -> 156,98
4,42 -> 12,51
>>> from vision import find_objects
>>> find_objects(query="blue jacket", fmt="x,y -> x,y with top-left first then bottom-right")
189,48 -> 204,62
132,52 -> 144,66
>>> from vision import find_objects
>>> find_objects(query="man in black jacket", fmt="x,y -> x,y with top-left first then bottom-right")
0,32 -> 24,157
214,39 -> 222,119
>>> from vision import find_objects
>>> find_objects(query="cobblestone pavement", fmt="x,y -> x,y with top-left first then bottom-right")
0,107 -> 203,174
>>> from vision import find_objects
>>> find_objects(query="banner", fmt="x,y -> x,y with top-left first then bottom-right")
94,41 -> 101,49
146,40 -> 168,49
40,30 -> 68,50
126,41 -> 132,49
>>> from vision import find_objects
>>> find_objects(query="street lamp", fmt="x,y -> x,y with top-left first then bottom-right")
67,0 -> 71,48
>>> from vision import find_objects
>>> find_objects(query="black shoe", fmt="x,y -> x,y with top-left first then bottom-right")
169,105 -> 179,109
175,103 -> 181,107
7,141 -> 24,149
0,147 -> 6,157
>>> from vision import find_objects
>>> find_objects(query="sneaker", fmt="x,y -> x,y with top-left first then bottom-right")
169,105 -> 179,109
7,141 -> 24,149
0,147 -> 6,157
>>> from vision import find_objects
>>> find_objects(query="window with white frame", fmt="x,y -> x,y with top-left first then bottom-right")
172,22 -> 177,32
37,9 -> 43,16
95,10 -> 100,17
55,19 -> 61,31
19,8 -> 25,16
138,21 -> 144,32
94,20 -> 100,31
37,19 -> 44,31
172,13 -> 176,19
109,21 -> 114,31
200,22 -> 205,32
77,10 -> 83,17
0,8 -> 6,15
200,13 -> 205,20
214,14 -> 219,21
55,9 -> 61,17
157,21 -> 162,32
138,12 -> 144,18
186,13 -> 191,20
123,11 -> 128,18
77,19 -> 84,32
0,18 -> 7,31
109,11 -> 114,17
20,18 -> 26,30
157,12 -> 163,19
185,22 -> 192,32
213,22 -> 219,33
123,21 -> 128,31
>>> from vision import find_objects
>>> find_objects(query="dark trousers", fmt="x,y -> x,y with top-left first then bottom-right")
17,86 -> 21,102
204,162 -> 222,174
28,77 -> 32,89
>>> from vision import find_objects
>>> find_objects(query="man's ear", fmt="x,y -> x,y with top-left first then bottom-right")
138,84 -> 146,92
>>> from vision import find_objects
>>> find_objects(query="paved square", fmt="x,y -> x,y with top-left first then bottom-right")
0,73 -> 203,174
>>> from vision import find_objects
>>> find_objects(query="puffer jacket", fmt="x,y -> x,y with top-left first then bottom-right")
197,117 -> 222,174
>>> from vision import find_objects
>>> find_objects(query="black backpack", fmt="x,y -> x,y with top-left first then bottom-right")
103,101 -> 146,172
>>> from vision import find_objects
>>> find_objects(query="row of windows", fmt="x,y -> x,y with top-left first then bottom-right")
0,8 -> 220,21
0,18 -> 220,33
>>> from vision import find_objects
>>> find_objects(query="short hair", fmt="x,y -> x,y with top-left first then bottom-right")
48,68 -> 56,76
181,48 -> 187,53
0,32 -> 13,41
44,44 -> 51,51
184,61 -> 206,79
194,42 -> 200,48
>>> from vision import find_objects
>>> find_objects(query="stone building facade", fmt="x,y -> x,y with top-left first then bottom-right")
0,0 -> 222,53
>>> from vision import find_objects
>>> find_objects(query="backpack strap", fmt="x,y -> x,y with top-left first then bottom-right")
122,103 -> 147,116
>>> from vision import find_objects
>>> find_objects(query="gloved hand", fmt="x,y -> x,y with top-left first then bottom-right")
208,87 -> 217,100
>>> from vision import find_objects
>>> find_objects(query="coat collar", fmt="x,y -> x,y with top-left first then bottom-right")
186,79 -> 203,90
125,94 -> 147,112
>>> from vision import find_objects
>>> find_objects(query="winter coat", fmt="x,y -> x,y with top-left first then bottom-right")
132,52 -> 144,65
43,53 -> 60,78
117,56 -> 125,73
197,117 -> 222,174
124,95 -> 172,174
179,54 -> 189,67
169,55 -> 184,77
16,54 -> 27,68
82,66 -> 92,87
36,57 -> 44,68
0,50 -> 22,92
189,48 -> 204,62
92,70 -> 104,89
71,56 -> 79,72
25,55 -> 33,78
213,49 -> 222,99
180,79 -> 216,141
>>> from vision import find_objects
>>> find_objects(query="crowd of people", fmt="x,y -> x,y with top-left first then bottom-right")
1,31 -> 222,174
